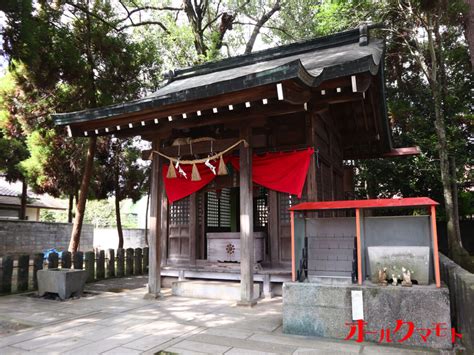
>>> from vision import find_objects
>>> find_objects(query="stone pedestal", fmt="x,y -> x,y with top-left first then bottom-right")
283,282 -> 451,349
37,268 -> 88,300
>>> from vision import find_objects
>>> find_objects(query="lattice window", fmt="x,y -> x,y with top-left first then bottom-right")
219,189 -> 231,228
279,193 -> 305,224
206,188 -> 231,229
170,197 -> 190,225
255,188 -> 268,228
206,191 -> 219,227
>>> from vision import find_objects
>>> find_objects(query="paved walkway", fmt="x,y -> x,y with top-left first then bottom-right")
0,277 -> 442,354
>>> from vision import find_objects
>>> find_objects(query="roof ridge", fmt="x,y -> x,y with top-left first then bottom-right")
167,27 -> 363,82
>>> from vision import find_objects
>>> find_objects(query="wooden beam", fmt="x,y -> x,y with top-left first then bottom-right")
147,139 -> 162,297
238,126 -> 255,306
127,102 -> 307,139
314,92 -> 365,105
383,147 -> 421,157
281,81 -> 312,105
69,84 -> 280,135
316,73 -> 373,91
162,138 -> 240,156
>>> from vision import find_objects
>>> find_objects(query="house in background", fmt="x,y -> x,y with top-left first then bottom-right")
0,176 -> 67,220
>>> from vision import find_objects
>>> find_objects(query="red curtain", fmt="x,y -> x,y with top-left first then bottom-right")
229,148 -> 314,198
163,148 -> 314,203
163,162 -> 217,204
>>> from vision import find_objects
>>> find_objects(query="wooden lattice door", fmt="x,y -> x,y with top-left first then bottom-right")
168,197 -> 190,262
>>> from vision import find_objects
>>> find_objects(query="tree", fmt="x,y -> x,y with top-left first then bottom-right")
284,0 -> 473,268
93,137 -> 149,248
0,71 -> 30,219
1,0 -> 162,251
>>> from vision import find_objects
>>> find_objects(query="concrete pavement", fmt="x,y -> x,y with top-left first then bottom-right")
0,276 -> 443,354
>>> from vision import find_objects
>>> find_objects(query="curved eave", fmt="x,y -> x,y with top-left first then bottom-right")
53,54 -> 382,127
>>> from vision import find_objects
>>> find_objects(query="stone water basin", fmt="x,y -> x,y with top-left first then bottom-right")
37,268 -> 88,300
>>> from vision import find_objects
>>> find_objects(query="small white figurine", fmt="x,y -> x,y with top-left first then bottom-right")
392,274 -> 399,286
402,267 -> 413,287
378,267 -> 388,286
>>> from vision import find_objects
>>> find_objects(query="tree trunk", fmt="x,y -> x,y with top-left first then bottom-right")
183,0 -> 207,57
68,136 -> 97,252
464,0 -> 474,69
426,16 -> 464,262
115,154 -> 124,249
244,1 -> 281,54
68,194 -> 74,223
19,179 -> 27,220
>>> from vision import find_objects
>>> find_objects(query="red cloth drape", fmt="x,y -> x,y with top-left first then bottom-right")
163,162 -> 217,204
229,148 -> 314,198
163,148 -> 314,203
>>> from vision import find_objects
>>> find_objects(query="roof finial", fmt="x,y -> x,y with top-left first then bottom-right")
163,70 -> 176,82
359,23 -> 369,46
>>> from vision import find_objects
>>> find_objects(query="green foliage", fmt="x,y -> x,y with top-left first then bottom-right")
273,0 -> 473,219
0,0 -> 160,202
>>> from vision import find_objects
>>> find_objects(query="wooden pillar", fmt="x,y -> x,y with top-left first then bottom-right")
189,193 -> 197,265
147,139 -> 162,297
355,208 -> 362,285
268,190 -> 279,266
430,205 -> 441,288
239,127 -> 255,306
305,112 -> 317,202
290,211 -> 296,282
159,166 -> 168,267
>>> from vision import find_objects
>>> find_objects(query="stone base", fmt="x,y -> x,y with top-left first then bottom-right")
37,268 -> 88,300
236,299 -> 258,307
172,280 -> 260,301
283,282 -> 451,350
143,292 -> 164,300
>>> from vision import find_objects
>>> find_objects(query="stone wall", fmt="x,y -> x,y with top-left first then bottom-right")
93,228 -> 147,250
283,282 -> 451,349
439,253 -> 474,353
0,220 -> 93,255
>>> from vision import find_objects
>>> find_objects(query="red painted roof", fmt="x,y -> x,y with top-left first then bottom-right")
289,197 -> 438,211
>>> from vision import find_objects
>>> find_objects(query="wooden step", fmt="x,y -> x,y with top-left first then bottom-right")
171,280 -> 261,301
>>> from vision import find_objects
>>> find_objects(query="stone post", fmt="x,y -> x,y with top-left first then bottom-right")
125,248 -> 134,276
48,252 -> 59,269
85,251 -> 95,283
117,248 -> 125,277
143,247 -> 149,275
1,256 -> 13,293
134,248 -> 143,275
33,253 -> 44,290
96,250 -> 105,280
17,254 -> 29,292
73,251 -> 84,270
62,251 -> 72,269
107,249 -> 115,278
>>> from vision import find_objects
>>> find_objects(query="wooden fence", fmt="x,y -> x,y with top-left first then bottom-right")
0,247 -> 149,294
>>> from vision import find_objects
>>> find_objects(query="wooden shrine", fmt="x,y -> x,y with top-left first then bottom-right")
53,25 -> 419,303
